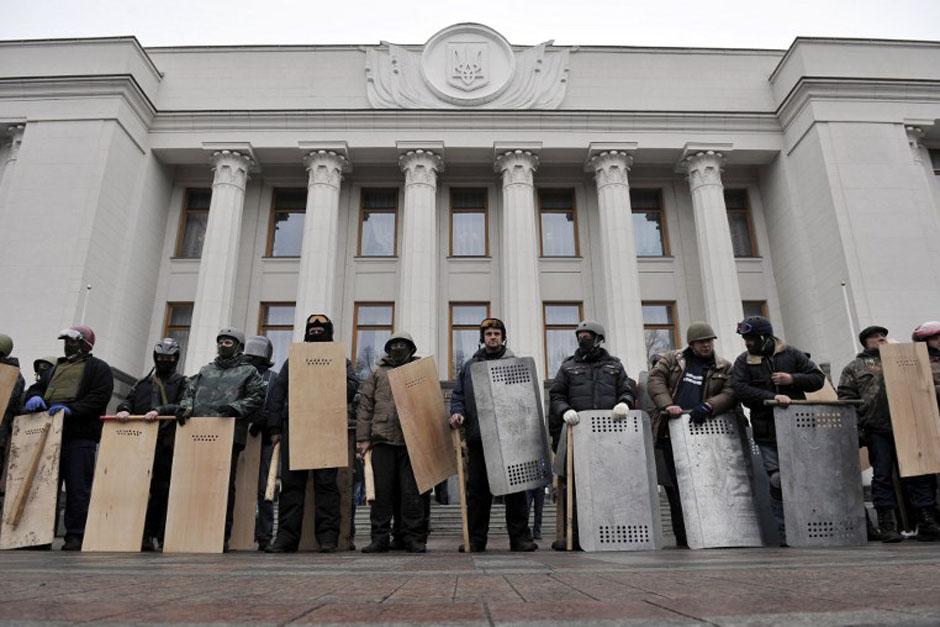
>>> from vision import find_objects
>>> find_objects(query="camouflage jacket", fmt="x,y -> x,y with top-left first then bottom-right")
355,355 -> 420,447
180,354 -> 265,447
837,348 -> 891,433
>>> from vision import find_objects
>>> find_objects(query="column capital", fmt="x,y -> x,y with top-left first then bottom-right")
6,124 -> 25,160
494,149 -> 539,186
906,125 -> 925,163
399,149 -> 443,187
680,150 -> 726,191
587,150 -> 634,188
209,150 -> 253,190
303,150 -> 350,189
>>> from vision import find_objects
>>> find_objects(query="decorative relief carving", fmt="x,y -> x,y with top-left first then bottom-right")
682,151 -> 725,191
366,23 -> 570,109
210,150 -> 253,189
6,124 -> 25,161
589,150 -> 634,189
495,150 -> 539,187
303,150 -> 349,189
399,149 -> 443,188
906,126 -> 925,164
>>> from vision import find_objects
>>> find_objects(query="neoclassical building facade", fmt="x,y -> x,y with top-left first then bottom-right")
0,24 -> 939,392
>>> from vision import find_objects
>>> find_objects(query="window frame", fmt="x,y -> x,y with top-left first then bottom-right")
449,187 -> 490,257
642,301 -> 679,360
724,188 -> 759,258
351,301 -> 396,375
257,301 -> 296,367
630,188 -> 671,257
448,301 -> 491,380
357,188 -> 400,258
742,300 -> 769,320
174,188 -> 211,259
537,188 -> 580,258
264,188 -> 307,258
542,301 -> 584,377
162,301 -> 193,371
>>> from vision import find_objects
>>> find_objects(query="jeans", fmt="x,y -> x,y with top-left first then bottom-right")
758,443 -> 786,539
868,431 -> 937,510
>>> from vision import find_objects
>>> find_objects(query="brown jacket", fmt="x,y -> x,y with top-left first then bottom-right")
646,348 -> 735,439
355,355 -> 419,447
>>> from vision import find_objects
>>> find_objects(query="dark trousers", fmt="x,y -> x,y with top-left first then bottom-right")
869,431 -> 938,510
255,440 -> 275,545
369,443 -> 427,544
466,440 -> 531,547
60,438 -> 97,542
224,442 -> 245,542
526,486 -> 544,536
656,438 -> 688,546
144,430 -> 175,542
274,428 -> 340,548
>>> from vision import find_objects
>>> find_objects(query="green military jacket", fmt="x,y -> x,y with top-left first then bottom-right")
180,354 -> 266,446
837,347 -> 892,433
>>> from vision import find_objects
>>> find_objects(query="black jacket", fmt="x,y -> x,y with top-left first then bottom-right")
449,346 -> 515,444
25,354 -> 114,442
1,356 -> 25,438
548,348 -> 637,448
731,341 -> 825,445
266,357 -> 359,435
116,370 -> 187,437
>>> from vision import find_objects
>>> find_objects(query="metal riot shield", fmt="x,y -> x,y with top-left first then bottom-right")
573,410 -> 662,552
668,413 -> 762,549
744,426 -> 782,547
470,357 -> 551,496
774,404 -> 867,547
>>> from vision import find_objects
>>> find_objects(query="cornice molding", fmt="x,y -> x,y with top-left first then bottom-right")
0,75 -> 156,125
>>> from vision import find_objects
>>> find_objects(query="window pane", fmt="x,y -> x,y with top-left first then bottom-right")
633,211 -> 665,256
728,212 -> 754,257
724,189 -> 748,211
355,329 -> 391,380
264,304 -> 295,326
645,329 -> 675,361
275,189 -> 307,210
452,328 -> 479,378
264,329 -> 293,370
166,328 -> 190,373
361,211 -> 396,256
540,212 -> 576,256
539,190 -> 573,210
545,304 -> 581,325
271,211 -> 305,257
452,212 -> 486,256
642,305 -> 672,325
452,305 -> 488,326
187,189 -> 212,210
546,329 -> 577,377
168,303 -> 193,327
362,189 -> 397,209
630,189 -> 660,210
742,301 -> 766,319
452,188 -> 485,209
930,149 -> 940,173
357,305 -> 393,326
179,211 -> 208,258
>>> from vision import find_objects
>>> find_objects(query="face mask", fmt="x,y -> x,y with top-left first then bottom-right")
64,340 -> 82,359
218,342 -> 238,360
388,347 -> 411,364
578,337 -> 597,353
155,359 -> 177,376
305,328 -> 331,343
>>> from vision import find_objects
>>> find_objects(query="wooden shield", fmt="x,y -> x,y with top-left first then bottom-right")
0,364 -> 19,416
881,342 -> 940,477
83,419 -> 160,552
163,418 -> 235,553
298,432 -> 356,551
227,434 -> 263,551
388,357 -> 456,494
288,342 -> 348,470
0,412 -> 64,550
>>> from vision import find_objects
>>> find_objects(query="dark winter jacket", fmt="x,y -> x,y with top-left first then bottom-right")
0,356 -> 25,440
731,340 -> 825,445
548,347 -> 637,448
180,355 -> 265,447
25,354 -> 114,442
251,367 -> 277,439
116,370 -> 187,437
266,356 -> 359,436
837,348 -> 891,434
355,355 -> 420,447
646,348 -> 735,440
450,346 -> 515,444
929,347 -> 940,407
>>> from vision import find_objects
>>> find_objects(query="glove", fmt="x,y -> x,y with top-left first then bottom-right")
175,406 -> 191,427
563,409 -> 580,426
249,422 -> 263,437
611,402 -> 629,421
48,404 -> 71,417
216,404 -> 239,418
24,397 -> 47,413
689,403 -> 713,425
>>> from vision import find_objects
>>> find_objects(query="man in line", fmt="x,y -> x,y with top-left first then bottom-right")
23,325 -> 114,550
243,335 -> 278,551
114,337 -> 187,551
450,318 -> 537,553
0,334 -> 25,479
646,322 -> 735,548
548,320 -> 636,550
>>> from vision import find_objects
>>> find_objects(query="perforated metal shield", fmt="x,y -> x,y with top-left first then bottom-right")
668,413 -> 762,549
572,410 -> 662,552
471,357 -> 552,496
744,426 -> 782,547
774,404 -> 867,547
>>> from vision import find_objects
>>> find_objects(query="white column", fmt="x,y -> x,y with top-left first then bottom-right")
184,150 -> 254,372
495,149 -> 545,372
293,149 -> 349,340
680,150 -> 744,360
397,149 -> 443,355
588,149 -> 648,375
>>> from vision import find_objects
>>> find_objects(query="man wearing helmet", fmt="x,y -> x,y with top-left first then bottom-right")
114,338 -> 187,551
731,316 -> 825,541
646,322 -> 736,548
23,325 -> 114,550
243,335 -> 278,550
176,327 -> 265,548
450,318 -> 538,552
265,314 -> 359,553
0,334 -> 25,481
548,320 -> 637,550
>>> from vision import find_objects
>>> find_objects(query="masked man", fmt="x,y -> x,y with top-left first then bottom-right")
242,335 -> 278,550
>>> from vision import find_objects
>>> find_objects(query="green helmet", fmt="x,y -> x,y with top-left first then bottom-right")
686,322 -> 717,345
0,334 -> 12,358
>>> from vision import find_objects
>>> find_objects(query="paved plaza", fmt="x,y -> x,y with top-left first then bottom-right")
0,536 -> 939,625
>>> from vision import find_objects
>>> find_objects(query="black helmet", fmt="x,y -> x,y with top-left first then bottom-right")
244,335 -> 274,366
479,318 -> 507,344
735,316 -> 773,337
153,337 -> 181,358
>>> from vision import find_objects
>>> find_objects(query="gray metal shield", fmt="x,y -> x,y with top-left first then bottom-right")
471,357 -> 552,496
573,410 -> 662,552
774,404 -> 867,547
668,413 -> 763,549
744,426 -> 782,547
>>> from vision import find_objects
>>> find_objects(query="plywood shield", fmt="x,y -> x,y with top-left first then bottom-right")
0,364 -> 19,417
82,420 -> 160,552
668,413 -> 762,549
388,357 -> 456,494
163,418 -> 234,553
573,410 -> 662,552
471,357 -> 551,496
775,405 -> 866,547
228,434 -> 262,551
0,412 -> 64,550
880,342 -> 940,477
288,343 -> 348,471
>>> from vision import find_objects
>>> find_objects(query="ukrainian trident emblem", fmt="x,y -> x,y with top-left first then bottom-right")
447,42 -> 488,91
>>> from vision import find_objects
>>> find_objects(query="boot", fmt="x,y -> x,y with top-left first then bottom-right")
916,508 -> 940,542
361,538 -> 390,553
877,508 -> 903,543
264,541 -> 297,553
510,538 -> 538,552
458,542 -> 485,553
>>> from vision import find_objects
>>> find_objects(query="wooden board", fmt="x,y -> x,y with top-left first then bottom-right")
163,418 -> 235,553
805,379 -> 838,402
0,364 -> 19,417
881,343 -> 940,477
388,357 -> 457,494
298,472 -> 318,551
0,412 -> 63,550
288,342 -> 348,470
297,435 -> 355,552
227,434 -> 262,551
82,420 -> 160,552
